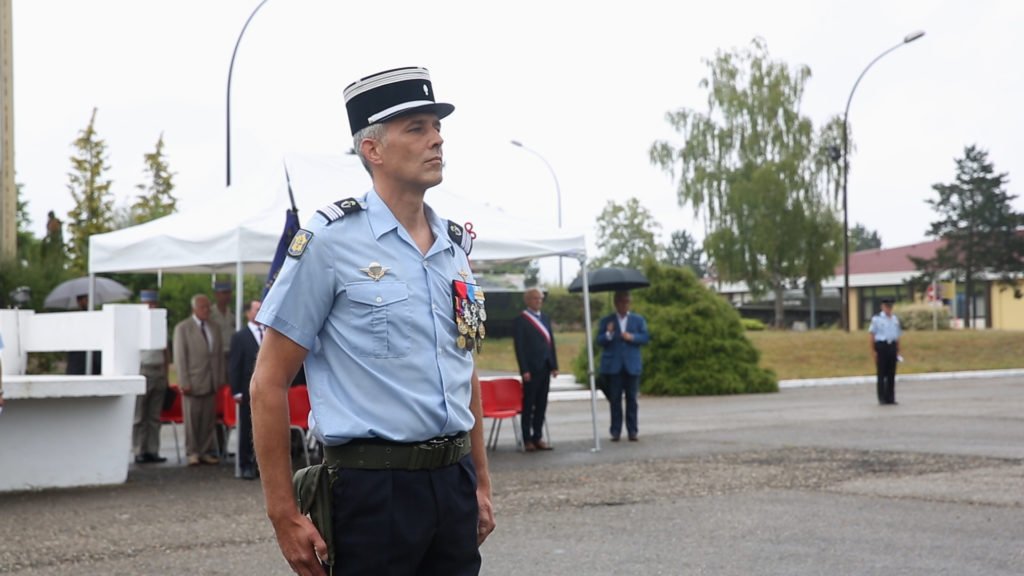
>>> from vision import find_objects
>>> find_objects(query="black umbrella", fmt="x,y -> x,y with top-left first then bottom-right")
567,267 -> 650,293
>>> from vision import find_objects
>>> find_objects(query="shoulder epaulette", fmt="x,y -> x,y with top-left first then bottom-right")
318,198 -> 365,225
447,220 -> 473,256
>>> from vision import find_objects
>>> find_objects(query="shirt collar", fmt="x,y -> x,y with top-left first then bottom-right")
365,188 -> 453,257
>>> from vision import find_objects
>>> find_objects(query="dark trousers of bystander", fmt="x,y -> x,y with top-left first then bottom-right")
606,369 -> 640,439
874,341 -> 898,405
521,371 -> 551,443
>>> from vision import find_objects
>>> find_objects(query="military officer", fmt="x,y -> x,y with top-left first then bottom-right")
251,66 -> 494,576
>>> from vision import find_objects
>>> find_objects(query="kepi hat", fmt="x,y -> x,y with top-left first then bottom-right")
344,66 -> 454,135
214,281 -> 232,292
140,289 -> 159,303
880,297 -> 895,305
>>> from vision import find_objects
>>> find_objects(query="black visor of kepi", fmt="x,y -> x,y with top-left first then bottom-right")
344,66 -> 455,135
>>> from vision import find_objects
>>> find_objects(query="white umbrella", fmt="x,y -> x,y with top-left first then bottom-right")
44,276 -> 132,309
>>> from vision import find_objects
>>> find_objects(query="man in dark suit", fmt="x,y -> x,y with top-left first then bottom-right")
228,299 -> 263,479
596,290 -> 650,442
513,287 -> 559,452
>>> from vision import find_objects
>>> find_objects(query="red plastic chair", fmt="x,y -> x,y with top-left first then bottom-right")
159,385 -> 184,464
215,384 -> 238,461
481,378 -> 523,451
288,385 -> 313,466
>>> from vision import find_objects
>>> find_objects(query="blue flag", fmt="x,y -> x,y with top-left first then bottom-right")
263,208 -> 300,299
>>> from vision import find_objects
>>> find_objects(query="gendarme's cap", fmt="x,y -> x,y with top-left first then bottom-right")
214,282 -> 232,292
880,297 -> 895,305
140,290 -> 159,303
344,66 -> 454,135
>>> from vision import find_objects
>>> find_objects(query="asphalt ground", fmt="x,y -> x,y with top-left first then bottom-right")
0,376 -> 1021,575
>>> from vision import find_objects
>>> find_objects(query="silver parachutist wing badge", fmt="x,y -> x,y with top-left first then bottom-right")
360,262 -> 390,282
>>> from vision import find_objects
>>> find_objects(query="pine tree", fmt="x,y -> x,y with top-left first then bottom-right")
66,108 -> 115,274
132,133 -> 177,224
912,145 -> 1024,327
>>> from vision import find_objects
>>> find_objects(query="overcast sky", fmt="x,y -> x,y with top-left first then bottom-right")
11,0 -> 1024,282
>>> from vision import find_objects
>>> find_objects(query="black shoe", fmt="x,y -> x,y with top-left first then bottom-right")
628,435 -> 639,442
148,453 -> 168,463
134,454 -> 148,464
241,467 -> 257,480
610,436 -> 621,442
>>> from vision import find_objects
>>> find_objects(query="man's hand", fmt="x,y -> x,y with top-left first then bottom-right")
552,370 -> 559,378
271,512 -> 329,576
622,331 -> 634,343
476,485 -> 496,546
233,392 -> 243,403
522,372 -> 531,383
605,322 -> 615,333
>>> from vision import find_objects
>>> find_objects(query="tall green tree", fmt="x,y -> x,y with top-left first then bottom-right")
662,230 -> 707,277
66,108 -> 115,274
649,38 -> 842,327
850,223 -> 882,251
912,145 -> 1024,328
131,133 -> 177,224
591,197 -> 660,268
14,181 -> 37,263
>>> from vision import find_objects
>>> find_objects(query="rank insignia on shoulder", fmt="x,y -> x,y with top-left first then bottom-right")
288,229 -> 313,258
447,220 -> 474,256
317,197 -> 365,225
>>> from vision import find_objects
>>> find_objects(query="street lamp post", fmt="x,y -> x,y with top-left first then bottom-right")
841,30 -> 924,331
226,0 -> 270,187
510,140 -> 564,286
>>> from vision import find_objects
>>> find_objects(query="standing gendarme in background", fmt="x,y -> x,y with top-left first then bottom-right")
869,297 -> 902,405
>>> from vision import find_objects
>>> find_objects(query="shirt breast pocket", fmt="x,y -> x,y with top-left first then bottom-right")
345,281 -> 412,358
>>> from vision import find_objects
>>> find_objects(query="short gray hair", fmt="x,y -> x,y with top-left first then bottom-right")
353,123 -> 387,175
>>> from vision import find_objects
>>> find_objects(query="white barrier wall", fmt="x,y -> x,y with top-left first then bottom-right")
0,305 -> 166,492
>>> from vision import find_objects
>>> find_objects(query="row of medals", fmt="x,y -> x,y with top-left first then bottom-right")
456,300 -> 487,352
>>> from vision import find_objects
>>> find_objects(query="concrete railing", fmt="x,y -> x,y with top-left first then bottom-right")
0,305 -> 166,492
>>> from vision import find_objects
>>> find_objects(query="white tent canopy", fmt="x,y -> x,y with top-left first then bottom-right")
88,153 -> 603,451
89,154 -> 586,274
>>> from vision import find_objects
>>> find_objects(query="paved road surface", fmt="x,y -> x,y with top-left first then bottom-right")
1,377 -> 1021,575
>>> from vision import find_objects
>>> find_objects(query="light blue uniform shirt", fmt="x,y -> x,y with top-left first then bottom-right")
257,190 -> 477,445
869,312 -> 901,343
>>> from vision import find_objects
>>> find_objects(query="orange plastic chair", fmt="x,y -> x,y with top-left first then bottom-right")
288,385 -> 313,466
159,385 -> 184,464
480,378 -> 523,451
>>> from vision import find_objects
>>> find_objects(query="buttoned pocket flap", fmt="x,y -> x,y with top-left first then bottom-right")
346,281 -> 409,307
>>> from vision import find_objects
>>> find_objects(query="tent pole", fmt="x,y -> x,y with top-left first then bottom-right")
580,257 -> 600,452
235,261 -> 244,331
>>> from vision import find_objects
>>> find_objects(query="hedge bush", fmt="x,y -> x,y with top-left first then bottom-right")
741,317 -> 766,331
894,303 -> 951,331
574,264 -> 777,396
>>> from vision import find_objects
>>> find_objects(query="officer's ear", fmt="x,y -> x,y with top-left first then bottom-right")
360,136 -> 385,168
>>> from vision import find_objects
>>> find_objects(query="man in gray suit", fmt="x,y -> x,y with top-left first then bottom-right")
173,294 -> 224,466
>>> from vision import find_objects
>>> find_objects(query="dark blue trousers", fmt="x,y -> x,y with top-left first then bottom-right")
328,455 -> 481,576
521,371 -> 551,442
875,341 -> 898,404
606,370 -> 640,439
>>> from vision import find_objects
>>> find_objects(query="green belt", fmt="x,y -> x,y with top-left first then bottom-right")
323,432 -> 470,470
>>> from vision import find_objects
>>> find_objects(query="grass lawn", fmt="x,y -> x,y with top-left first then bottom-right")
473,329 -> 1024,382
166,329 -> 1024,384
747,329 -> 1024,380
